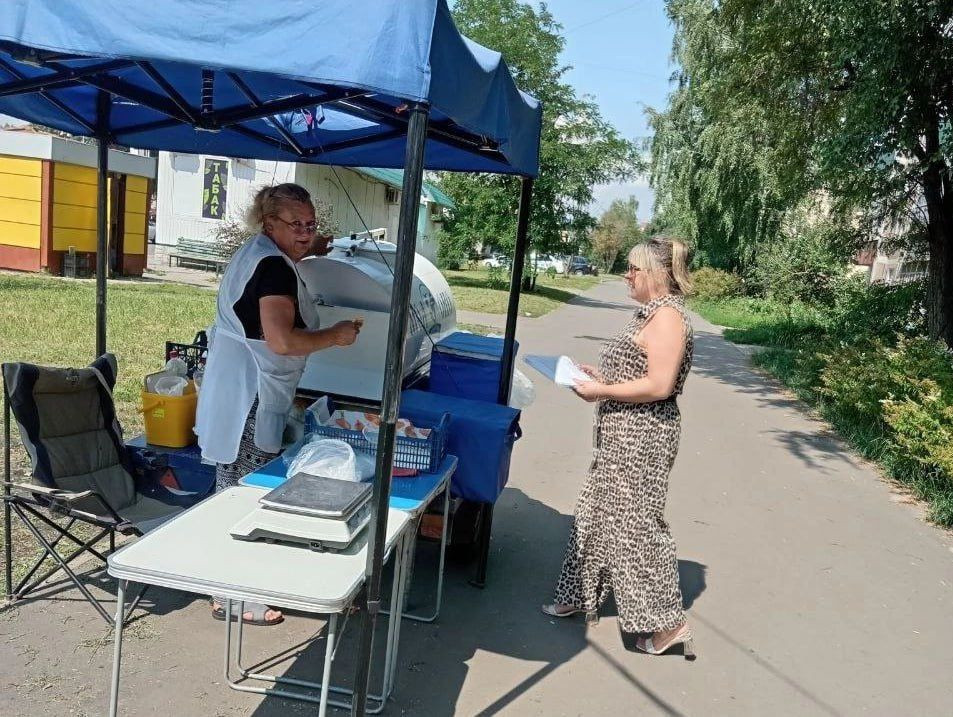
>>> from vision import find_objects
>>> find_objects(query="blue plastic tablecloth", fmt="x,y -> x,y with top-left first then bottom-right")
240,454 -> 458,515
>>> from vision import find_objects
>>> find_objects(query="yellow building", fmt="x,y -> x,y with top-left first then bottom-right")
0,129 -> 155,276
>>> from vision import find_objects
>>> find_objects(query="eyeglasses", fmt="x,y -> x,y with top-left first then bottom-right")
627,264 -> 645,274
273,215 -> 318,235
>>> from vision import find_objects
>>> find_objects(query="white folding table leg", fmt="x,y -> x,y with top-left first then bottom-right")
318,613 -> 337,717
380,528 -> 407,698
383,485 -> 451,623
108,579 -> 127,717
385,530 -> 413,697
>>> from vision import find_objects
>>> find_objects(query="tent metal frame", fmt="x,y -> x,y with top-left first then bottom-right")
0,45 -> 535,717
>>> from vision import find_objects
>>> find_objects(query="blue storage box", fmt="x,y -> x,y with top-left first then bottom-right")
399,389 -> 521,504
429,332 -> 518,404
126,434 -> 216,496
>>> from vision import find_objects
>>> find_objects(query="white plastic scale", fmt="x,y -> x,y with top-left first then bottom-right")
230,473 -> 373,552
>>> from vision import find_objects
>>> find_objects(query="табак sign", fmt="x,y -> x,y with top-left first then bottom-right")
202,159 -> 228,219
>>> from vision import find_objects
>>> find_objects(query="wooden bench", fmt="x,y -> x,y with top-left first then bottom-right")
168,237 -> 229,275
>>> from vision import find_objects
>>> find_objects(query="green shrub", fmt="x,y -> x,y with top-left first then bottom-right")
691,267 -> 743,301
436,229 -> 470,270
747,213 -> 854,306
485,264 -> 508,290
879,338 -> 953,485
825,275 -> 925,343
774,335 -> 953,524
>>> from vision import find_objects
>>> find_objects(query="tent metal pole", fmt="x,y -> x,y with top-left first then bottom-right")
467,177 -> 534,590
497,177 -> 534,406
351,103 -> 430,717
95,91 -> 110,358
4,385 -> 12,599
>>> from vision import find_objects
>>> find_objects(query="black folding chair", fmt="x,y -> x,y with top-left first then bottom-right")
2,354 -> 195,626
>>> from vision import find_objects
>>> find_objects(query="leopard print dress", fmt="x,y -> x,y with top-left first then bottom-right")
553,294 -> 693,633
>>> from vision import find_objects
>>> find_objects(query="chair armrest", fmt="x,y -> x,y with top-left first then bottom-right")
3,481 -> 125,526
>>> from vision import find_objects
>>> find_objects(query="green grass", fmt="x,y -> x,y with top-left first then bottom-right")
0,272 -> 217,597
0,273 -> 216,432
445,269 -> 601,317
689,296 -> 826,348
457,323 -> 502,336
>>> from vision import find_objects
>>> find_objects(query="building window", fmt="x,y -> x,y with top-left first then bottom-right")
385,186 -> 400,204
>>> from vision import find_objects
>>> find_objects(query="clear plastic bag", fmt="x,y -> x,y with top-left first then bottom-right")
286,438 -> 359,482
153,375 -> 188,396
354,451 -> 376,481
508,368 -> 536,409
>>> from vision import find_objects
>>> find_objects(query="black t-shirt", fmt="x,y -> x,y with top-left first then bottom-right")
233,256 -> 305,339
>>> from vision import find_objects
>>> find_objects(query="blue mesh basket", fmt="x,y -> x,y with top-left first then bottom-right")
306,411 -> 449,472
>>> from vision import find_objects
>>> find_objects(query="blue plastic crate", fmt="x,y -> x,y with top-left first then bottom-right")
306,409 -> 449,473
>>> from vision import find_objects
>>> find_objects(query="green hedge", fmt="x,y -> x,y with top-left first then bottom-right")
692,280 -> 953,525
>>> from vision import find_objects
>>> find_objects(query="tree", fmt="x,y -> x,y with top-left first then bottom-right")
439,0 -> 640,268
654,0 -> 953,345
718,0 -> 953,344
590,196 -> 642,273
648,0 -> 811,273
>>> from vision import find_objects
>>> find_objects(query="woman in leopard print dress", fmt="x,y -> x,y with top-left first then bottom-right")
543,237 -> 696,658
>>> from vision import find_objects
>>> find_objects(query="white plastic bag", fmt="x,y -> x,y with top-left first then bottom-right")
153,375 -> 188,396
287,438 -> 359,482
354,451 -> 377,481
508,368 -> 536,409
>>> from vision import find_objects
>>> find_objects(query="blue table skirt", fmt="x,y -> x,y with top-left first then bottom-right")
240,454 -> 458,515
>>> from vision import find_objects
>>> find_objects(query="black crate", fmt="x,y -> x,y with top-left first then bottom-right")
164,331 -> 208,378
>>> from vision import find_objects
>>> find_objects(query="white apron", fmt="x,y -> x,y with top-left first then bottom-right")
196,234 -> 318,465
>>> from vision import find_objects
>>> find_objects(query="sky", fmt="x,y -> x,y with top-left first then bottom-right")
538,0 -> 676,221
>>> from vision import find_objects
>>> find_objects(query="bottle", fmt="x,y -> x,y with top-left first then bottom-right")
193,356 -> 206,391
164,350 -> 188,378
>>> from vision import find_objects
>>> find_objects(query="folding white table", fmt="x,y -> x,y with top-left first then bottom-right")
106,487 -> 413,717
240,454 -> 458,622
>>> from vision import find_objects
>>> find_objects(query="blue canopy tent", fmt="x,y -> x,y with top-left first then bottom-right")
0,1 -> 541,714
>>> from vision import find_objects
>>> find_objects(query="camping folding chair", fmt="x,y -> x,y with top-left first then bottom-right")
2,354 -> 199,626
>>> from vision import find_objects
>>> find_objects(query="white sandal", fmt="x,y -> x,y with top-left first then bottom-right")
540,604 -> 599,624
635,624 -> 695,660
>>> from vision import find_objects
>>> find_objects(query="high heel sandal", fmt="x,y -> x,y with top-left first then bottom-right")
541,604 -> 600,624
635,624 -> 696,660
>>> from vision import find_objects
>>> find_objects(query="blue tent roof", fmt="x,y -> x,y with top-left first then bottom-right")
0,0 -> 541,176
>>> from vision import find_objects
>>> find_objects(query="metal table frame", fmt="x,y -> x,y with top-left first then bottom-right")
216,532 -> 413,714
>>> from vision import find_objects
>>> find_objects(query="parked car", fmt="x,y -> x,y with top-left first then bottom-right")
482,253 -> 509,268
533,253 -> 566,274
566,255 -> 598,276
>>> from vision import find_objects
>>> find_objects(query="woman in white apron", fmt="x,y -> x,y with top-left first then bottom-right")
196,183 -> 360,625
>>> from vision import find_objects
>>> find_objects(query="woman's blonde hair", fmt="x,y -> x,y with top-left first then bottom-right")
246,183 -> 313,228
628,236 -> 694,296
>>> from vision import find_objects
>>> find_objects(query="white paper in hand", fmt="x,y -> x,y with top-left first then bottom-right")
524,354 -> 590,387
554,356 -> 590,387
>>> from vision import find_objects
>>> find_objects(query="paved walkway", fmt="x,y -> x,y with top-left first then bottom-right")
3,280 -> 953,716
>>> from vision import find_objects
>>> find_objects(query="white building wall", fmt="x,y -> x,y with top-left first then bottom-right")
294,164 -> 440,261
156,152 -> 442,261
155,152 -> 294,246
294,164 -> 393,238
